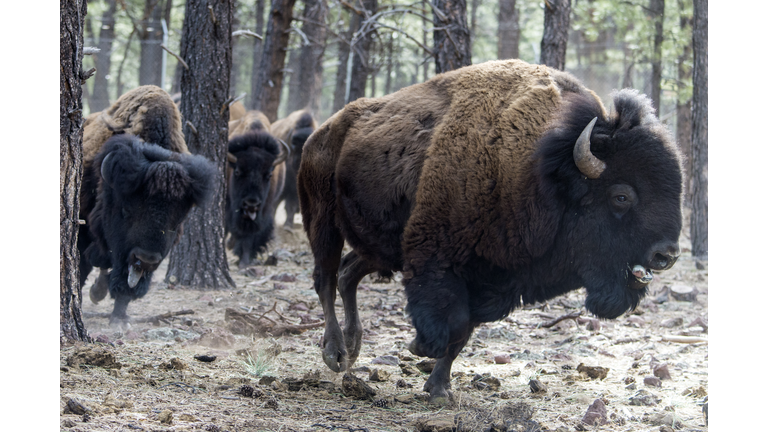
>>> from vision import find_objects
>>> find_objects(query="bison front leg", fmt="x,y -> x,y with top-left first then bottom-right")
337,251 -> 377,368
405,262 -> 471,359
423,325 -> 474,404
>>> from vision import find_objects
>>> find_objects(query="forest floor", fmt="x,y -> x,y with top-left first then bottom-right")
60,209 -> 708,432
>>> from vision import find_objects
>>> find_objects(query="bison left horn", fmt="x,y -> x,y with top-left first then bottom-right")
227,152 -> 238,164
100,151 -> 115,186
273,138 -> 291,167
573,117 -> 605,179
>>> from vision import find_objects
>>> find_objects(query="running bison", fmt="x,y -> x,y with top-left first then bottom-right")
81,134 -> 215,322
79,85 -> 215,322
297,59 -> 684,402
271,109 -> 318,228
225,130 -> 290,268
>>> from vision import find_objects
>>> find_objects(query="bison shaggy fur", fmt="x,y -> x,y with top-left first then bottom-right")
271,109 -> 318,228
297,59 -> 684,402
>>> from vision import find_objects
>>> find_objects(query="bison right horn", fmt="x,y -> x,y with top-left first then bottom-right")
273,138 -> 291,167
573,117 -> 605,179
100,151 -> 115,186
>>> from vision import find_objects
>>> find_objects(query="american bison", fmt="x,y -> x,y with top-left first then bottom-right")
79,85 -> 214,322
228,109 -> 272,139
297,59 -> 684,402
225,130 -> 290,268
80,134 -> 215,322
271,109 -> 318,228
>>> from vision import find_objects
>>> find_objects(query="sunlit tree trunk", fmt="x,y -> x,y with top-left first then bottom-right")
648,0 -> 664,111
497,0 -> 519,59
347,0 -> 377,103
432,0 -> 471,74
676,0 -> 693,206
540,0 -> 570,70
690,0 -> 707,258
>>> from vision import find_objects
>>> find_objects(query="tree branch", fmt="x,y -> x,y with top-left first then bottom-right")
161,43 -> 189,70
233,29 -> 263,40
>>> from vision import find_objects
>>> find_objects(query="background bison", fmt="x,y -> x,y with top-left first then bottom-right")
298,59 -> 684,402
225,131 -> 290,268
270,109 -> 318,229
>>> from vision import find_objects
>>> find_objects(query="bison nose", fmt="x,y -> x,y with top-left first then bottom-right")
243,198 -> 261,208
648,240 -> 680,271
131,248 -> 163,267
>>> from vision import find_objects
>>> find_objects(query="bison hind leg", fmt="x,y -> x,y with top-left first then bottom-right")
337,251 -> 378,368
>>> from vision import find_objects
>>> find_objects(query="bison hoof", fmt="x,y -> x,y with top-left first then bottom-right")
322,349 -> 348,373
89,279 -> 109,304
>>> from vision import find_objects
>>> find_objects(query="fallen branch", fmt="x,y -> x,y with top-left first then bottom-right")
661,335 -> 708,344
160,44 -> 188,71
133,309 -> 194,324
225,307 -> 324,337
539,311 -> 582,328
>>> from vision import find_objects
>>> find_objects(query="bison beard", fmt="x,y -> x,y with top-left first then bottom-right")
298,59 -> 684,402
80,134 -> 215,322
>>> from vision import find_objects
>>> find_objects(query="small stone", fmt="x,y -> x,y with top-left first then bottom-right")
394,393 -> 415,404
396,379 -> 412,388
629,389 -> 661,406
245,267 -> 265,277
661,317 -> 684,328
271,273 -> 296,282
162,357 -> 187,370
494,354 -> 511,364
264,255 -> 278,266
342,373 -> 377,400
413,415 -> 456,432
368,368 -> 390,382
670,285 -> 697,302
624,376 -> 636,385
158,409 -> 173,424
263,396 -> 279,409
194,354 -> 217,362
653,363 -> 672,380
371,355 -> 400,366
582,398 -> 609,426
415,359 -> 436,373
644,376 -> 662,387
529,379 -> 547,393
288,302 -> 309,311
400,364 -> 419,376
577,363 -> 609,380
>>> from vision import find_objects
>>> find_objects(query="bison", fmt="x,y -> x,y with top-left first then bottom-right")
228,109 -> 272,139
80,134 -> 215,322
270,109 -> 318,228
225,130 -> 290,268
79,85 -> 214,322
297,59 -> 684,402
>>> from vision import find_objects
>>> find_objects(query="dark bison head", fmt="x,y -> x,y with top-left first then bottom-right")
536,89 -> 683,319
86,134 -> 215,319
227,131 -> 288,223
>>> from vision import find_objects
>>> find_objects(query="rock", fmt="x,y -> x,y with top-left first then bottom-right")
472,373 -> 502,391
649,412 -> 684,429
264,255 -> 278,266
288,302 -> 309,311
245,267 -> 265,277
369,368 -> 391,382
415,359 -> 436,373
528,379 -> 547,393
162,357 -> 187,370
400,364 -> 419,376
67,345 -> 122,370
396,379 -> 412,388
661,317 -> 684,328
371,355 -> 400,366
263,396 -> 279,409
629,389 -> 661,406
145,327 -> 200,342
158,409 -> 173,424
62,397 -> 96,415
653,363 -> 672,380
271,272 -> 296,282
494,354 -> 511,364
582,398 -> 609,426
342,373 -> 377,400
644,376 -> 662,387
670,285 -> 697,302
178,413 -> 199,422
682,386 -> 707,398
194,354 -> 217,363
413,415 -> 457,432
577,363 -> 609,380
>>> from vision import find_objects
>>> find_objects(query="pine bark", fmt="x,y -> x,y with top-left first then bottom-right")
648,0 -> 665,111
432,0 -> 471,74
540,0 -> 571,70
252,0 -> 298,122
139,0 -> 165,86
61,0 -> 90,343
332,26 -> 351,112
166,0 -> 235,289
497,0 -> 519,59
91,0 -> 117,112
347,0 -> 377,103
690,0 -> 707,258
676,0 -> 693,206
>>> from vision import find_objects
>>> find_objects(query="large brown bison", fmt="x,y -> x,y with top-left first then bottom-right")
225,112 -> 290,268
271,109 -> 318,228
297,59 -> 684,402
79,86 -> 215,323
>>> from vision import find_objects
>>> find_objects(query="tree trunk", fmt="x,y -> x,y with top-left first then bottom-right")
289,0 -> 328,113
61,0 -> 90,344
332,27 -> 351,112
432,0 -> 471,74
139,0 -> 165,86
166,0 -> 236,290
91,0 -> 117,112
690,0 -> 707,258
384,31 -> 393,94
422,0 -> 428,82
347,0 -> 377,103
676,0 -> 693,206
252,0 -> 298,122
249,0 -> 266,109
230,0 -> 241,96
648,0 -> 664,111
497,0 -> 519,59
540,0 -> 571,70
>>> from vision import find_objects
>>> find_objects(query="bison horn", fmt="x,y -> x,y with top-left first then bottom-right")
100,151 -> 114,186
273,138 -> 291,167
227,152 -> 238,164
573,117 -> 605,179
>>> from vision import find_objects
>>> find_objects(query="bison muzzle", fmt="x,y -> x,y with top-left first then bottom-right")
297,59 -> 684,402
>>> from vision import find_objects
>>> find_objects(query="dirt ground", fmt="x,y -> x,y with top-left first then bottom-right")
60,208 -> 708,432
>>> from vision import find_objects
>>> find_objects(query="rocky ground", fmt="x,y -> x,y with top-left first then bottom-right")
60,210 -> 708,432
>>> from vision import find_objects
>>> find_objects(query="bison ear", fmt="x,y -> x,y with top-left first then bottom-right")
612,89 -> 657,131
183,154 -> 217,208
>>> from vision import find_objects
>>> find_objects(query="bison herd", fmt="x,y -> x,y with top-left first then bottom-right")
76,59 -> 685,403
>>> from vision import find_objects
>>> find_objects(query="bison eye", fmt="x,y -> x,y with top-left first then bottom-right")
234,169 -> 242,177
615,195 -> 627,203
607,184 -> 636,217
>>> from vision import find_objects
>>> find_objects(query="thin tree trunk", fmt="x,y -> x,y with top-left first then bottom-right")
347,0 -> 377,103
676,0 -> 693,207
540,0 -> 571,70
90,0 -> 117,112
384,30 -> 393,94
497,0 -> 519,59
230,0 -> 241,96
139,0 -> 165,86
253,0 -> 298,121
432,0 -> 471,74
290,0 -> 328,113
61,0 -> 90,343
332,27 -> 351,112
690,0 -> 707,258
249,0 -> 266,109
166,0 -> 235,290
469,0 -> 479,42
648,0 -> 664,111
422,0 -> 428,82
